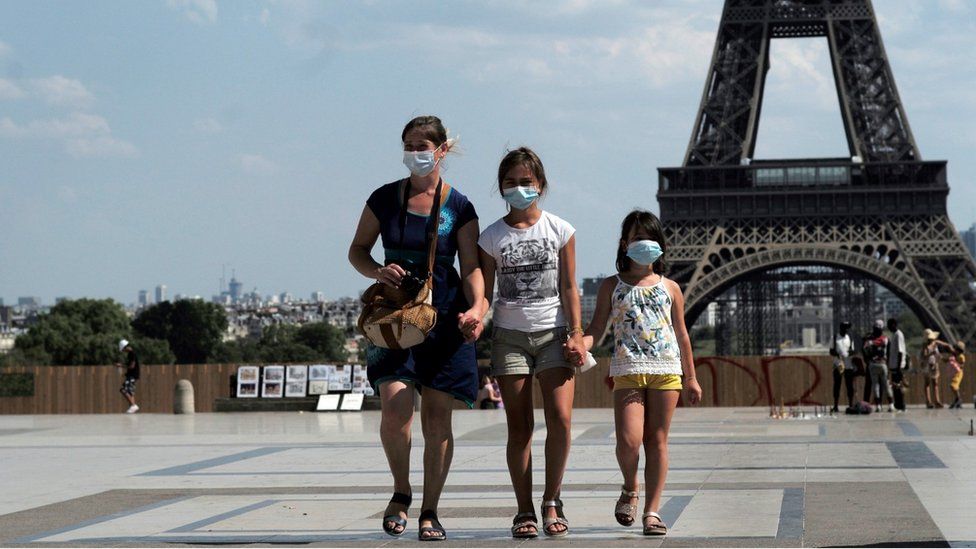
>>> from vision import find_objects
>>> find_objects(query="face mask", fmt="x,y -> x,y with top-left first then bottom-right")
626,240 -> 663,265
403,149 -> 439,176
502,186 -> 539,210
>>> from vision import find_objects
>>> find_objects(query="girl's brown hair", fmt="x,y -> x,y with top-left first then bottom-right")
616,209 -> 668,274
497,147 -> 548,195
401,115 -> 447,147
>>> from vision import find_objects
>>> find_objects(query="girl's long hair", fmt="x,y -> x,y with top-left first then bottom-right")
616,209 -> 668,274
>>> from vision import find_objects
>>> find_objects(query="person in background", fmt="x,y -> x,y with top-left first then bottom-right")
829,321 -> 855,412
947,341 -> 966,409
920,329 -> 946,409
863,320 -> 892,413
887,318 -> 907,412
115,339 -> 139,414
476,375 -> 503,409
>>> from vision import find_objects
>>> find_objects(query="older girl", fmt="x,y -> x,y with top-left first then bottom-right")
479,147 -> 584,538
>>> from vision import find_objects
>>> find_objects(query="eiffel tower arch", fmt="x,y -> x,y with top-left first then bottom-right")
658,0 -> 976,346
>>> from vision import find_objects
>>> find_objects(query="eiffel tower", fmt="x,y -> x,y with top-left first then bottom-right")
658,0 -> 976,350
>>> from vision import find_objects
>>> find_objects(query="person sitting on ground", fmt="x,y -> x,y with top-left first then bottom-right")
475,375 -> 503,409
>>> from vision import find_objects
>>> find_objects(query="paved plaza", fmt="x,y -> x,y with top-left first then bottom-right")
0,406 -> 974,547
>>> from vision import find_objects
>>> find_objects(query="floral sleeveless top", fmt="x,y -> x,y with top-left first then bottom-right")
609,275 -> 682,377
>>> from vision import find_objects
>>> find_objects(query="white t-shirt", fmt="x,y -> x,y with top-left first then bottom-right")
479,211 -> 575,332
834,333 -> 853,370
888,329 -> 906,370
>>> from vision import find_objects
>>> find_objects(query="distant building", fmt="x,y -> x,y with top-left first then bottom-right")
229,277 -> 243,303
138,290 -> 150,308
311,291 -> 326,303
155,285 -> 167,303
17,297 -> 41,309
280,292 -> 293,304
580,276 -> 604,325
962,223 -> 976,260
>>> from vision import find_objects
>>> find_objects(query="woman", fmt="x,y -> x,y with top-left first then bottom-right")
348,115 -> 485,541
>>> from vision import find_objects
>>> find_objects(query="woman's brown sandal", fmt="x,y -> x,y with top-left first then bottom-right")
511,511 -> 539,539
615,487 -> 639,526
642,511 -> 668,536
541,499 -> 569,537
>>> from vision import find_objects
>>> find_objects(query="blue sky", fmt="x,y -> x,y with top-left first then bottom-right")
2,0 -> 974,305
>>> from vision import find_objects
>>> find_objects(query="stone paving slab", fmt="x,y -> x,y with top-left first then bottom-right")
0,406 -> 973,547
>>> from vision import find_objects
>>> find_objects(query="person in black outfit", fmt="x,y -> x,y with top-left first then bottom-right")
116,339 -> 140,413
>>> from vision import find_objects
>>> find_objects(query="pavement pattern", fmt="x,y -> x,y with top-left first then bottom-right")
0,406 -> 974,547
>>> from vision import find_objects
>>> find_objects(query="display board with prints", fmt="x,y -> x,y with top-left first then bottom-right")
285,365 -> 308,397
262,365 -> 285,398
236,365 -> 260,398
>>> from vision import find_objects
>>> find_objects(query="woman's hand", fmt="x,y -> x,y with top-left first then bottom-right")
457,309 -> 483,343
375,264 -> 406,288
684,377 -> 703,405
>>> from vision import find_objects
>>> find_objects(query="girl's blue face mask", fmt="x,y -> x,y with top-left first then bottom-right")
626,240 -> 663,265
403,149 -> 439,176
502,186 -> 539,210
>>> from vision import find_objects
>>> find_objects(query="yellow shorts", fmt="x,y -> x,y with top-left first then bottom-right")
614,374 -> 682,391
951,371 -> 963,391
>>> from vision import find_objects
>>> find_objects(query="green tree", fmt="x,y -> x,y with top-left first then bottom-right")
133,299 -> 227,364
210,339 -> 262,364
132,337 -> 176,365
12,299 -> 131,365
294,323 -> 348,361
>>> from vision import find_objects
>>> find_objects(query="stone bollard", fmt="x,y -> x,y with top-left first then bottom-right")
174,379 -> 195,414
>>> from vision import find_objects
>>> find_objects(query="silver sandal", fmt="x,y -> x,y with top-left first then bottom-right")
511,511 -> 538,539
642,511 -> 667,536
615,486 -> 639,526
541,499 -> 569,537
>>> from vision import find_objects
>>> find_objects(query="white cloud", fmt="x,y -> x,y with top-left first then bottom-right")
0,112 -> 110,138
240,153 -> 276,174
0,113 -> 138,158
0,78 -> 24,100
0,40 -> 10,57
167,0 -> 218,25
30,76 -> 95,108
66,136 -> 139,158
193,117 -> 223,133
259,7 -> 270,26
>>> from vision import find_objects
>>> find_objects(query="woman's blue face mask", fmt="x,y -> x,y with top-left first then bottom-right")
626,240 -> 663,265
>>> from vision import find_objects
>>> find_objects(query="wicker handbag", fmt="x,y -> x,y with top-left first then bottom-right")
358,180 -> 448,350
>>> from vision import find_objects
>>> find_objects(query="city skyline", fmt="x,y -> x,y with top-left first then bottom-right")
2,1 -> 975,305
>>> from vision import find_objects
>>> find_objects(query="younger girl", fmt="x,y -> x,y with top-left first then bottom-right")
580,210 -> 701,536
479,147 -> 585,538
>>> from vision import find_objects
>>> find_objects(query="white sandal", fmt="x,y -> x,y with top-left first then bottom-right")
642,511 -> 667,536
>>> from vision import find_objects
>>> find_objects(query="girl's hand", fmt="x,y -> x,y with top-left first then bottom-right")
684,377 -> 703,405
457,310 -> 483,343
604,375 -> 614,391
582,334 -> 594,352
375,264 -> 406,288
563,333 -> 585,366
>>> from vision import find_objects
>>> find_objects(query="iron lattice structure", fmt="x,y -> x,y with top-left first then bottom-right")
658,0 -> 976,345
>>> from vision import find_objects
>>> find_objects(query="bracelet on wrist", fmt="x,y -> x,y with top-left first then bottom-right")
566,327 -> 584,338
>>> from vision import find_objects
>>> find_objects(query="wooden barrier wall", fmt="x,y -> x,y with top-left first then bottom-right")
1,356 -> 972,414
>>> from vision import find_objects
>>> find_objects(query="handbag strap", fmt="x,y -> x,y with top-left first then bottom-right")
397,178 -> 450,279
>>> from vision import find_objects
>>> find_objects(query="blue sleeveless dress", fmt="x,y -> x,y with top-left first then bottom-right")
363,179 -> 479,407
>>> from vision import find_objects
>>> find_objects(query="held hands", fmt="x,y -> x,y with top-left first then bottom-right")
375,263 -> 407,288
562,331 -> 586,367
457,309 -> 483,343
684,377 -> 703,405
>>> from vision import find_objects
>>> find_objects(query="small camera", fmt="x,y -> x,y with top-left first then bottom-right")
399,270 -> 429,294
